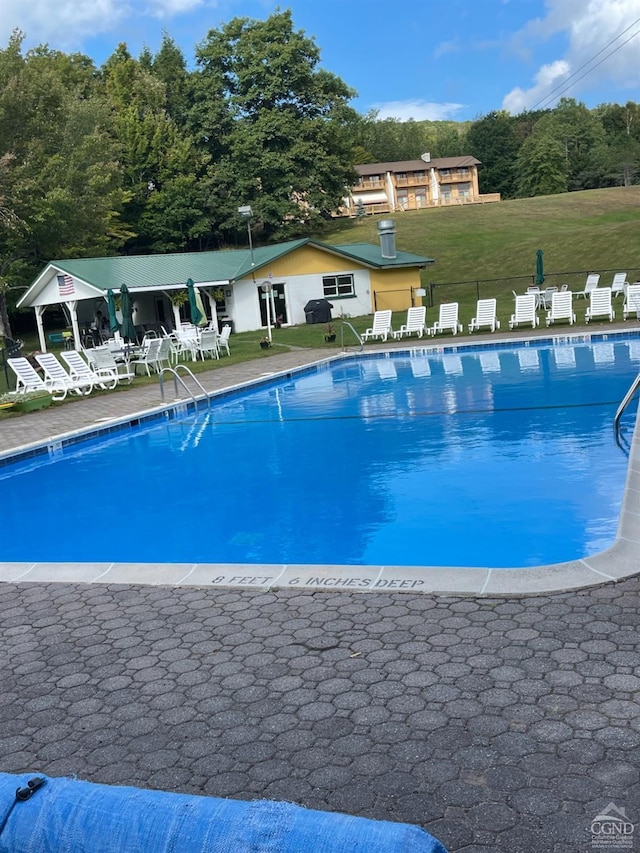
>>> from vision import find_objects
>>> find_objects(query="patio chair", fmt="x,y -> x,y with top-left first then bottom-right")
509,294 -> 539,329
7,357 -> 67,401
61,349 -> 117,390
611,272 -> 629,297
623,283 -> 640,320
392,306 -> 427,339
34,352 -> 95,398
468,298 -> 500,333
585,287 -> 615,323
427,302 -> 462,336
539,286 -> 558,310
85,346 -> 135,384
545,291 -> 575,327
195,330 -> 220,361
130,338 -> 163,375
574,273 -> 600,299
217,324 -> 232,356
361,310 -> 393,342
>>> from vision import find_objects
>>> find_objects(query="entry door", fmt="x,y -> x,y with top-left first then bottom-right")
258,282 -> 287,326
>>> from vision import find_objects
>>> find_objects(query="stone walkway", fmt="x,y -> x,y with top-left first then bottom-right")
1,340 -> 639,852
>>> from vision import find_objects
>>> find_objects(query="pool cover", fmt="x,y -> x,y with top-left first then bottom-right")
0,773 -> 448,852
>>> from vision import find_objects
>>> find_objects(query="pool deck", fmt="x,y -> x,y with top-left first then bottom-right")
1,332 -> 640,852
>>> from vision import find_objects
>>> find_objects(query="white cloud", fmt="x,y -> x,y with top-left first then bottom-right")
371,99 -> 467,122
433,39 -> 460,60
502,0 -> 640,113
0,0 -> 129,49
145,0 -> 204,18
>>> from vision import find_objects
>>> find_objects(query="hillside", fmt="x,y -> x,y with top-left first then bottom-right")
321,186 -> 640,286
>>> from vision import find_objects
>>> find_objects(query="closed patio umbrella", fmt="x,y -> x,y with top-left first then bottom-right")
107,289 -> 120,334
535,249 -> 545,286
119,283 -> 137,342
187,278 -> 204,326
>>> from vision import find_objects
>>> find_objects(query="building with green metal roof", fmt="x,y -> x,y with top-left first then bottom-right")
19,223 -> 433,351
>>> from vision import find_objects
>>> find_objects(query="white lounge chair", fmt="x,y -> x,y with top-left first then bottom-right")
509,294 -> 539,329
574,273 -> 600,299
35,352 -> 96,398
85,346 -> 135,384
611,272 -> 629,297
361,310 -> 393,342
427,302 -> 462,336
585,287 -> 615,323
623,283 -> 640,320
61,349 -> 117,390
545,291 -> 575,326
468,298 -> 499,333
7,357 -> 66,401
217,324 -> 231,356
392,306 -> 426,339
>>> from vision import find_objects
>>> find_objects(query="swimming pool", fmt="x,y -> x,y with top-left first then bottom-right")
2,334 -> 639,579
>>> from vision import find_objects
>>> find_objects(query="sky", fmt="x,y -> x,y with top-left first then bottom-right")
2,0 -> 640,121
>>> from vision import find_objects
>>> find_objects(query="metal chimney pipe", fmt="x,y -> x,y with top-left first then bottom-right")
377,219 -> 397,259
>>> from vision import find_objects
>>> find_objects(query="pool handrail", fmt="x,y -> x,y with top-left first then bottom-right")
158,365 -> 209,405
614,370 -> 640,438
340,321 -> 363,351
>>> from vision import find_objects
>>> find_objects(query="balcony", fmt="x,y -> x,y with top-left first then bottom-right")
394,175 -> 429,187
356,179 -> 385,190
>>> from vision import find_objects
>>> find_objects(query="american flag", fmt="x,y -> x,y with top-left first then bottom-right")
57,274 -> 75,297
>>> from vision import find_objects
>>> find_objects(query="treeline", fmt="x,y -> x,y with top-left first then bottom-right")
1,8 -> 639,331
355,100 -> 640,199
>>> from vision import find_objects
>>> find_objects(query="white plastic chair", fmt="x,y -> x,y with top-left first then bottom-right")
427,303 -> 462,336
361,310 -> 393,342
8,357 -> 66,400
623,284 -> 640,320
35,352 -> 95,397
611,272 -> 629,297
468,299 -> 499,333
85,346 -> 135,384
61,349 -> 117,390
545,291 -> 575,327
509,295 -> 539,329
130,338 -> 163,375
217,324 -> 231,356
574,273 -> 600,299
585,287 -> 615,323
392,307 -> 426,339
195,330 -> 220,361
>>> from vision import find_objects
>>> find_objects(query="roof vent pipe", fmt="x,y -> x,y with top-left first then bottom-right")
377,219 -> 397,259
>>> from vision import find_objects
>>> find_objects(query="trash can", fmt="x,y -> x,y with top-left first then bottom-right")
303,299 -> 333,324
218,318 -> 234,334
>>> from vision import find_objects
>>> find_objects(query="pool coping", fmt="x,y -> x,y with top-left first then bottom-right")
2,330 -> 640,596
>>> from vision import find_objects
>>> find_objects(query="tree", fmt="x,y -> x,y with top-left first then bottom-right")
190,10 -> 358,240
463,111 -> 521,198
515,129 -> 567,197
0,33 -> 128,337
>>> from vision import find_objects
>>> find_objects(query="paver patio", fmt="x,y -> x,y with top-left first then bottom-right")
1,338 -> 639,852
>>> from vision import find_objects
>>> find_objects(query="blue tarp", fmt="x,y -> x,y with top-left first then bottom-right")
0,773 -> 448,853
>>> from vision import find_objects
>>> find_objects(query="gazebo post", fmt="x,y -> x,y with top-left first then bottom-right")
35,306 -> 46,352
67,301 -> 81,350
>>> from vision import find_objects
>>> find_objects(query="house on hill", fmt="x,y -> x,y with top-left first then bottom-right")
342,154 -> 500,216
18,222 -> 434,351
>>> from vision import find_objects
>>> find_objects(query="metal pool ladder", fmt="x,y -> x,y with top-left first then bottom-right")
340,321 -> 363,351
614,371 -> 640,441
158,365 -> 209,406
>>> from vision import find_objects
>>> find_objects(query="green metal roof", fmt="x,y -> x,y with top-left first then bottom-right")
315,241 -> 434,268
51,239 -> 310,292
20,236 -> 434,308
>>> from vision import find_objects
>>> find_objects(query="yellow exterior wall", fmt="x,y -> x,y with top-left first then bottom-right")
369,268 -> 424,312
251,244 -> 425,314
254,245 -> 362,278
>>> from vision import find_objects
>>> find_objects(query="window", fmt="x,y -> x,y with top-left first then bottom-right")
396,172 -> 407,180
458,182 -> 471,197
323,274 -> 355,298
440,169 -> 451,177
413,170 -> 425,179
396,190 -> 409,210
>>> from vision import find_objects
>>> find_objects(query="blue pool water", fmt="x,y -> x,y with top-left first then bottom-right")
2,337 -> 639,568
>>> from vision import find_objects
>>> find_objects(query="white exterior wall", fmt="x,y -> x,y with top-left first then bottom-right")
230,269 -> 373,332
